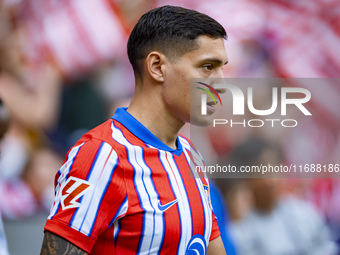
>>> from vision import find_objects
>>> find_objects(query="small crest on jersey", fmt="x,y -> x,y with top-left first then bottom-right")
185,234 -> 207,255
203,184 -> 212,210
60,176 -> 92,210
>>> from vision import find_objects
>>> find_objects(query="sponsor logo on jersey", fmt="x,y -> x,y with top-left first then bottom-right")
157,199 -> 178,212
60,176 -> 92,210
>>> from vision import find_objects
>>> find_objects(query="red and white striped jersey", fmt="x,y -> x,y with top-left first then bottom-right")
44,107 -> 220,254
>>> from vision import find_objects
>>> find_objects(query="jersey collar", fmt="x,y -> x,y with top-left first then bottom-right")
111,107 -> 183,156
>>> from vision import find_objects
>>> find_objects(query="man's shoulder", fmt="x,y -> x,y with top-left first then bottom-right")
88,118 -> 115,140
78,118 -> 144,152
73,119 -> 124,151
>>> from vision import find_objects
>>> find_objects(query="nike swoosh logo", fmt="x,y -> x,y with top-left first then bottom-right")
158,199 -> 178,212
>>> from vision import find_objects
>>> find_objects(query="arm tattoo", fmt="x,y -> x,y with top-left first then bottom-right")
40,231 -> 88,255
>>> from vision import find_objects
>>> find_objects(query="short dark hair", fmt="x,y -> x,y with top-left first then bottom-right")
127,5 -> 227,78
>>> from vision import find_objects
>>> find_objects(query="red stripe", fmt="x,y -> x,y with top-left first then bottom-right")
109,125 -> 144,254
90,145 -> 128,253
165,153 -> 183,199
210,212 -> 220,241
91,224 -> 116,254
115,167 -> 143,253
147,152 -> 181,254
174,153 -> 206,237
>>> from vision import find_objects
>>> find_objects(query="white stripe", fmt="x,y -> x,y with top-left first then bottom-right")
114,197 -> 128,222
158,151 -> 185,254
182,148 -> 212,242
48,143 -> 84,219
80,146 -> 118,235
113,219 -> 120,242
160,151 -> 192,254
159,150 -> 190,252
205,178 -> 213,239
111,123 -> 163,254
179,137 -> 212,243
113,198 -> 128,243
191,144 -> 212,241
71,142 -> 112,233
178,136 -> 191,151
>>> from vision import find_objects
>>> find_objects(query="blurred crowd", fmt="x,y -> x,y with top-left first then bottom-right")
0,0 -> 339,254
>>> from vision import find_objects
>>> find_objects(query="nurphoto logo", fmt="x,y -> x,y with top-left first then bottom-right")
197,80 -> 312,128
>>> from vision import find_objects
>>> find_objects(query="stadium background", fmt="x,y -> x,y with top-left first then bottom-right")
0,0 -> 339,254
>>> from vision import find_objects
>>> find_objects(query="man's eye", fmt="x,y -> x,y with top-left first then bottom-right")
202,65 -> 213,71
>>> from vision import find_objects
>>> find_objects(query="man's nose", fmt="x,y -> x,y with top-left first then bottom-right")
211,81 -> 227,95
211,68 -> 226,94
215,86 -> 227,94
214,67 -> 224,79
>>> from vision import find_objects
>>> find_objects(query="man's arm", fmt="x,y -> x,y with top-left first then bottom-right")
207,236 -> 227,255
40,231 -> 88,255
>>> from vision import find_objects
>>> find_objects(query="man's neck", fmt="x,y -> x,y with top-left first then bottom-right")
127,94 -> 184,150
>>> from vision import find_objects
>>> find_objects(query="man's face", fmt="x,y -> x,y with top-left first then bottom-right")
161,35 -> 228,126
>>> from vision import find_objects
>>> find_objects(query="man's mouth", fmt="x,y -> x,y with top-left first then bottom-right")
207,101 -> 216,113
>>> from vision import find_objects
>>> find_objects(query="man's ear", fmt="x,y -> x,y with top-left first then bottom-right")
145,51 -> 166,83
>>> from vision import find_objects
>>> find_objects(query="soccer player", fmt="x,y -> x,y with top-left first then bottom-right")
40,5 -> 228,255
